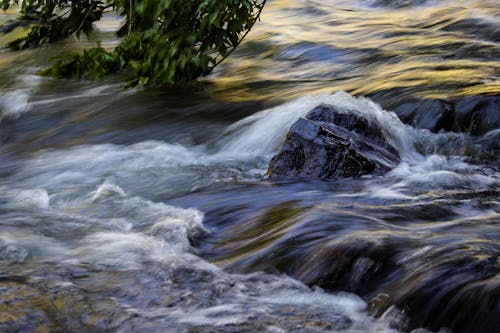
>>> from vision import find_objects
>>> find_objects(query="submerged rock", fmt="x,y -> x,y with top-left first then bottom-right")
392,99 -> 455,133
377,94 -> 500,135
0,263 -> 361,333
455,95 -> 500,136
202,189 -> 500,333
267,104 -> 399,180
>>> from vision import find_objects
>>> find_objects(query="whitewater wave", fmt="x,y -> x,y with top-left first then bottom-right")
4,91 -> 497,199
1,91 -> 497,332
0,75 -> 40,121
0,177 -> 400,332
0,74 -> 125,124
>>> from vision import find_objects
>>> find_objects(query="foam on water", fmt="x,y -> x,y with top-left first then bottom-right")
3,188 -> 50,210
0,235 -> 30,263
0,185 -> 206,267
220,92 -> 499,198
72,230 -> 195,267
92,178 -> 127,201
10,141 -> 211,197
4,91 -> 496,203
221,91 -> 419,161
0,177 -> 400,331
364,154 -> 500,199
0,76 -> 127,125
0,75 -> 41,121
162,269 -> 401,333
174,284 -> 399,332
0,91 -> 496,332
388,155 -> 498,187
28,84 -> 126,106
0,230 -> 68,262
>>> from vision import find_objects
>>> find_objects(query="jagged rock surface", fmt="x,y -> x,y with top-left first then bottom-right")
268,104 -> 400,180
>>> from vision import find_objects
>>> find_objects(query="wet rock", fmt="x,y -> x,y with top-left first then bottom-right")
0,263 -> 360,333
268,104 -> 399,180
371,93 -> 500,136
372,254 -> 500,333
455,95 -> 500,136
200,185 -> 500,333
392,99 -> 454,133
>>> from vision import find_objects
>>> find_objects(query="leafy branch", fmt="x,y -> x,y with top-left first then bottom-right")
0,0 -> 266,86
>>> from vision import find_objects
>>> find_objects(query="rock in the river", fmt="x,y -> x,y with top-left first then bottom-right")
392,99 -> 455,133
455,95 -> 500,136
373,93 -> 500,135
268,104 -> 400,179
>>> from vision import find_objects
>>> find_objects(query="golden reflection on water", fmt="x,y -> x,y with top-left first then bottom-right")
209,0 -> 499,102
214,201 -> 304,267
0,0 -> 498,103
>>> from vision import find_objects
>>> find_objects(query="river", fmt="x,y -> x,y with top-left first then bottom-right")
0,0 -> 498,332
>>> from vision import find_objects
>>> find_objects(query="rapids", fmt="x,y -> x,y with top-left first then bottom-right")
0,0 -> 499,332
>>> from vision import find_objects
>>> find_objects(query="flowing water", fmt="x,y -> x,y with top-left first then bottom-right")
0,1 -> 499,332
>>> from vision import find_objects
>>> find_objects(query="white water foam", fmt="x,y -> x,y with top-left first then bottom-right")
28,84 -> 127,107
92,178 -> 127,201
0,234 -> 30,263
2,188 -> 51,210
221,92 -> 498,195
170,272 -> 401,332
12,141 -> 209,194
0,182 -> 206,267
388,155 -> 497,188
0,230 -> 68,262
220,91 -> 420,161
0,77 -> 126,123
6,91 -> 496,203
0,75 -> 41,121
0,176 -> 401,332
366,154 -> 499,199
0,91 -> 445,331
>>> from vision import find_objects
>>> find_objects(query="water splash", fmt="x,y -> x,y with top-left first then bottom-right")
0,75 -> 41,121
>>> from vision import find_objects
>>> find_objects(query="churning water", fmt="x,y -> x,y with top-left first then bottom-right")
0,1 -> 498,332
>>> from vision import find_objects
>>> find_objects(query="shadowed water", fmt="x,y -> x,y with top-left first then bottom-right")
0,1 -> 499,332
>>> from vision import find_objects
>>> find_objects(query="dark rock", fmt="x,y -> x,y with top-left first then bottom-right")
392,99 -> 454,133
371,93 -> 500,136
268,104 -> 400,180
455,95 -> 500,136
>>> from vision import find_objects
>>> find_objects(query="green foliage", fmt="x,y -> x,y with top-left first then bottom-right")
1,0 -> 111,49
39,44 -> 125,79
0,0 -> 266,86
